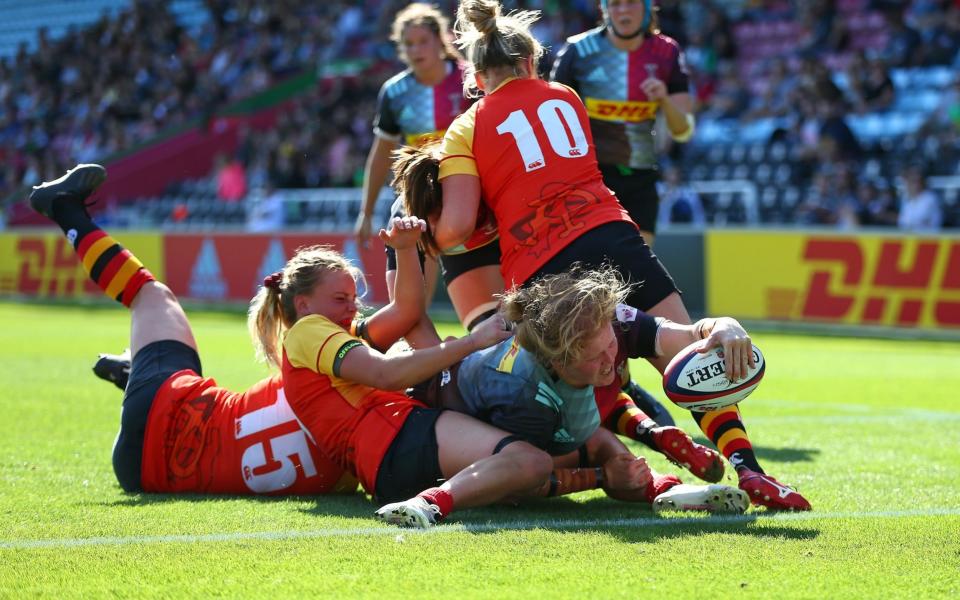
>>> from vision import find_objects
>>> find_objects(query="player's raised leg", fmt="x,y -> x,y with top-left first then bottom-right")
29,163 -> 195,355
31,164 -> 200,492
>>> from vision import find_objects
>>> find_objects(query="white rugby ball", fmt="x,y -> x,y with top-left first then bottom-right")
662,341 -> 765,412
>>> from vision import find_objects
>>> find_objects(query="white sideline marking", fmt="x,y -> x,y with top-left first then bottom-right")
2,508 -> 959,550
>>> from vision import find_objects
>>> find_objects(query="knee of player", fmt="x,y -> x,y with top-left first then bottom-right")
506,444 -> 554,487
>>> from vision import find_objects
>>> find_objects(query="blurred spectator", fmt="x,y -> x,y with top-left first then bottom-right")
818,100 -> 862,163
897,165 -> 943,231
921,76 -> 960,139
797,0 -> 848,58
657,166 -> 706,226
848,58 -> 895,113
923,3 -> 960,66
214,153 -> 247,202
700,62 -> 750,119
796,171 -> 839,226
881,8 -> 923,67
846,179 -> 899,227
744,58 -> 797,120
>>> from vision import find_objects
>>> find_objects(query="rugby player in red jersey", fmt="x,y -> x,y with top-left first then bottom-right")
29,165 -> 356,495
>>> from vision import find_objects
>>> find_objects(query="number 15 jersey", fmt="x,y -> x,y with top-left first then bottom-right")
141,372 -> 357,495
439,78 -> 632,286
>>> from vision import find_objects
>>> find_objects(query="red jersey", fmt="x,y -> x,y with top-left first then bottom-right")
440,78 -> 633,286
281,315 -> 424,494
140,371 -> 357,495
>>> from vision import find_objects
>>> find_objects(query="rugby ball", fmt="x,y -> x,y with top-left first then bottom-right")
662,341 -> 765,412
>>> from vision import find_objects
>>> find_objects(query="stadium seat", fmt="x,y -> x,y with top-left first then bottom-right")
754,163 -> 772,184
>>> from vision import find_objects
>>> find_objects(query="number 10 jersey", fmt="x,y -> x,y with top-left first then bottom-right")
439,78 -> 633,286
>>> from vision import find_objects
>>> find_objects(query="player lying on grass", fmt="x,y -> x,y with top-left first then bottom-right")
38,163 -> 738,524
390,92 -> 811,514
377,265 -> 759,522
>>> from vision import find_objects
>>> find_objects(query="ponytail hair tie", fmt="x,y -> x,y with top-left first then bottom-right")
263,271 -> 283,291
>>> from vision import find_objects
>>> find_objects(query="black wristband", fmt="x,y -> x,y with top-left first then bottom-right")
547,472 -> 559,497
594,466 -> 605,489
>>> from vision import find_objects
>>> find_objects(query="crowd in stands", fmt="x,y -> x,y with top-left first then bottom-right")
1,0 -> 958,231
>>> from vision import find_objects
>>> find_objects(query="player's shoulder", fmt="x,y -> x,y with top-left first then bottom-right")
564,26 -> 606,56
614,303 -> 642,325
381,68 -> 416,98
286,314 -> 349,343
544,78 -> 581,98
649,32 -> 682,54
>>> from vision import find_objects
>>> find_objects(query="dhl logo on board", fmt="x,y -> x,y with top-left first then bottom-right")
795,238 -> 960,327
707,232 -> 960,330
584,98 -> 657,122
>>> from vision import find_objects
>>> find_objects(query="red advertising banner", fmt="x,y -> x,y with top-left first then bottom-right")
162,233 -> 389,305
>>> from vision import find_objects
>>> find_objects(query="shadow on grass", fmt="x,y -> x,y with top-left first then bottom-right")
95,492 -> 819,541
689,436 -> 821,464
97,491 -> 374,519
449,496 -> 820,541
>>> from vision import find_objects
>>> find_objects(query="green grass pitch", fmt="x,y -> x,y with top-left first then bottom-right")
1,300 -> 958,598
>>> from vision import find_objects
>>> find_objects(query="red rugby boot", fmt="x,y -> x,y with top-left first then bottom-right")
737,469 -> 812,511
651,426 -> 725,483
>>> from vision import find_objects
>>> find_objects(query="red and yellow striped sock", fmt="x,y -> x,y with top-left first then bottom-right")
692,406 -> 763,474
76,230 -> 155,306
603,392 -> 658,450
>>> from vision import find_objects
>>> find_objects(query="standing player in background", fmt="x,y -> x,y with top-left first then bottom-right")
353,3 -> 503,333
404,0 -> 811,511
551,0 -> 695,248
550,0 -> 695,438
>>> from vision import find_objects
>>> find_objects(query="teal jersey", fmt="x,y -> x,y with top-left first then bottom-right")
456,338 -> 600,456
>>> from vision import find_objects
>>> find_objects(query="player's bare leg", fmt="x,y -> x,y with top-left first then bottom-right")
446,264 -> 504,331
375,411 -> 552,528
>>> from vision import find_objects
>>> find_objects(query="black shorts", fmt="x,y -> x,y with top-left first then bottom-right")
599,165 -> 660,235
438,242 -> 501,286
112,340 -> 202,492
406,363 -> 469,413
373,407 -> 445,504
532,221 -> 680,312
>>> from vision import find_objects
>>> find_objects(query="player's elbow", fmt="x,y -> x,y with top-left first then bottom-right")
435,221 -> 473,252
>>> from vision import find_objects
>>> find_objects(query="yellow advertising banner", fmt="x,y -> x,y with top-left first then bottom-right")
0,232 -> 164,300
706,230 -> 960,330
